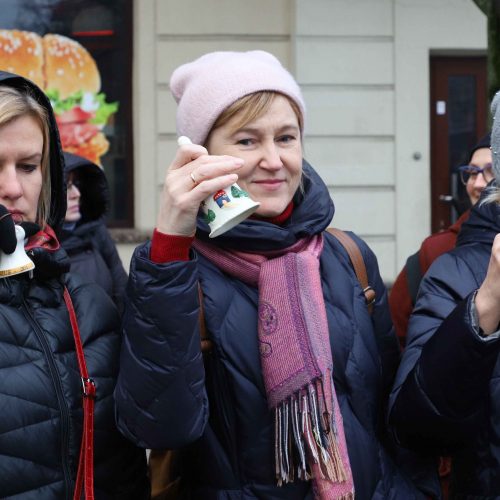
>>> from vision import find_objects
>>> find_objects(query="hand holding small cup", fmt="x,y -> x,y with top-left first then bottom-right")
156,137 -> 258,238
177,136 -> 259,237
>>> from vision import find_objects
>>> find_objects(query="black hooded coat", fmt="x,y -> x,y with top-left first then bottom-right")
0,72 -> 149,499
60,152 -> 128,313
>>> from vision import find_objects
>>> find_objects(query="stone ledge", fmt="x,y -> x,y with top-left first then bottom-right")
109,228 -> 152,244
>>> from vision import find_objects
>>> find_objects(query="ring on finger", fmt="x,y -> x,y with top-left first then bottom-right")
190,172 -> 197,185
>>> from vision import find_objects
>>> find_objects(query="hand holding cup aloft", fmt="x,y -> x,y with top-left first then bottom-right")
475,233 -> 500,335
155,136 -> 245,237
175,137 -> 260,237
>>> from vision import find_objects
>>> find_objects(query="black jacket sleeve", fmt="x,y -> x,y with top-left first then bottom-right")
114,242 -> 208,449
96,224 -> 129,314
389,251 -> 500,453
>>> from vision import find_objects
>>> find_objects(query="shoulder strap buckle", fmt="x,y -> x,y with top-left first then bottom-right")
326,227 -> 376,314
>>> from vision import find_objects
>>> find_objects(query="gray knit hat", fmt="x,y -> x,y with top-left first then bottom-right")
492,90 -> 500,182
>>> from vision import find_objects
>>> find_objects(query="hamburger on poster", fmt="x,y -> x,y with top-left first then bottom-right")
0,29 -> 118,165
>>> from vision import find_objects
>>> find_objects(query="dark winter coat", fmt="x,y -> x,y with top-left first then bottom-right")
0,72 -> 149,499
389,184 -> 500,499
115,162 -> 432,499
60,152 -> 128,313
389,211 -> 469,347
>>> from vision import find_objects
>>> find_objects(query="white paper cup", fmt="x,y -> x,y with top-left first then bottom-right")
0,225 -> 35,278
177,136 -> 260,238
200,184 -> 260,238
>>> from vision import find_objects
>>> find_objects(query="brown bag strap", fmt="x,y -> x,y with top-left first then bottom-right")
326,228 -> 376,314
198,282 -> 212,353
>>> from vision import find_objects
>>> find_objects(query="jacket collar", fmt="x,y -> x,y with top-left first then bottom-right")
457,182 -> 500,247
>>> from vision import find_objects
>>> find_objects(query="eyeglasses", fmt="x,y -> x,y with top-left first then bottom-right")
457,164 -> 494,185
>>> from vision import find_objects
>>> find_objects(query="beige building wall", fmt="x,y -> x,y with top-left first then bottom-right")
126,0 -> 487,282
394,0 -> 486,275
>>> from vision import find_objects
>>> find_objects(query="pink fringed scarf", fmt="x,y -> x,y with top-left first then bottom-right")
193,236 -> 354,500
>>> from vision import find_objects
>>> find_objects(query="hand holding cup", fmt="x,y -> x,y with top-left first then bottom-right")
156,137 -> 248,237
176,137 -> 260,237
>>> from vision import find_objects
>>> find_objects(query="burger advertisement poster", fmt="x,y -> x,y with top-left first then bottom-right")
0,0 -> 132,226
0,29 -> 118,166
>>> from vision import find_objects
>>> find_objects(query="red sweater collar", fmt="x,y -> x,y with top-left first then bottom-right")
250,201 -> 294,225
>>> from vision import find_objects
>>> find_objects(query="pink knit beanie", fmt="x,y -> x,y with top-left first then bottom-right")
170,50 -> 306,145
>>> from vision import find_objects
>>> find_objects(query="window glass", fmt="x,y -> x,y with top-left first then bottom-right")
448,75 -> 476,217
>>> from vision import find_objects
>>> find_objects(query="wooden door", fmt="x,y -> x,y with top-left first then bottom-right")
430,56 -> 487,232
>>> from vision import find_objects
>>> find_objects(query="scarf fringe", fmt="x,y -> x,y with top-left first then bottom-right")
275,377 -> 348,488
337,493 -> 354,500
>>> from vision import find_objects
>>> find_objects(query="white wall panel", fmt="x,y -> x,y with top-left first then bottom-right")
156,0 -> 290,35
157,89 -> 178,134
304,137 -> 394,186
157,138 -> 177,186
156,40 -> 290,84
133,0 -> 158,230
360,237 -> 396,283
296,39 -> 393,85
303,88 -> 394,136
328,187 -> 395,236
295,0 -> 393,36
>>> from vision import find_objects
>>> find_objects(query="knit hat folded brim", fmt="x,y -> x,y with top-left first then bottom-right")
170,50 -> 306,145
468,132 -> 491,164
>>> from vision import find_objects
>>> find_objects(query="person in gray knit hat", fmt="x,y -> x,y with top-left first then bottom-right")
389,92 -> 500,498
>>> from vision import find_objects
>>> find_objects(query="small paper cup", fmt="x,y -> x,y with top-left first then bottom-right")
177,136 -> 260,237
200,184 -> 260,238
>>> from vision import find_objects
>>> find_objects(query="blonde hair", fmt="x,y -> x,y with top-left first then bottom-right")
0,86 -> 51,227
206,91 -> 304,145
480,185 -> 500,206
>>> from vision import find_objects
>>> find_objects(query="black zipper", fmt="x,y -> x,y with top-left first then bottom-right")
21,295 -> 73,499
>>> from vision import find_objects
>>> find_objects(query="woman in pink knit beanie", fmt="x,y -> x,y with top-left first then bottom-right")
115,50 -> 432,500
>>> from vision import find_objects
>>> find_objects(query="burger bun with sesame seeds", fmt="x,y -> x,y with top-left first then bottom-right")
0,30 -> 118,166
43,34 -> 100,100
0,30 -> 44,89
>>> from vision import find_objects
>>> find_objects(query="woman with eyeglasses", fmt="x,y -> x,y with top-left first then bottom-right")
390,133 -> 491,349
389,92 -> 500,499
60,151 -> 128,314
457,142 -> 494,205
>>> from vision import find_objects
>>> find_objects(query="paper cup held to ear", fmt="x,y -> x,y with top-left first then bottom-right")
0,225 -> 35,278
177,136 -> 260,238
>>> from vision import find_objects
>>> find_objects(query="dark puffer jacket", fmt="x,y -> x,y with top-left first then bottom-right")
389,184 -> 500,498
59,152 -> 128,314
0,72 -> 149,499
115,162 -> 432,499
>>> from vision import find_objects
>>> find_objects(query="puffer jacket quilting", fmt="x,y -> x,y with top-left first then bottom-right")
116,162 -> 432,499
0,250 -> 148,499
0,70 -> 148,500
389,185 -> 500,499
